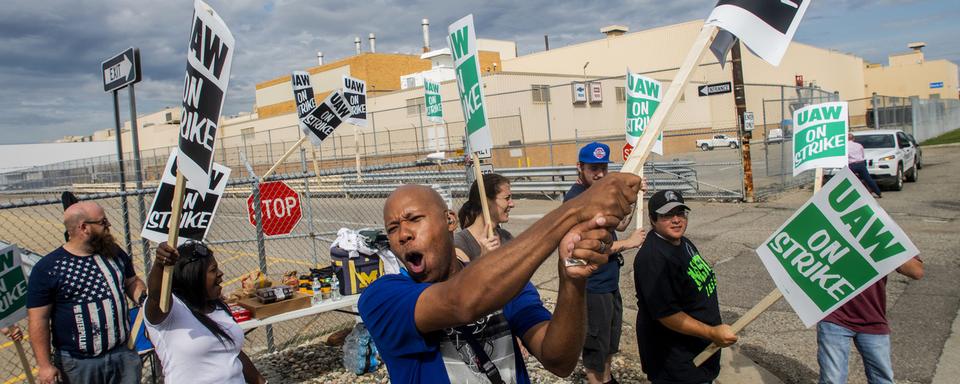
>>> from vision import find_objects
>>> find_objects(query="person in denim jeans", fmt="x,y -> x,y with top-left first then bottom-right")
817,257 -> 923,383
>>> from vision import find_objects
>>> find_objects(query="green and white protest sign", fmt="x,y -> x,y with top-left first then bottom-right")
424,79 -> 444,123
792,101 -> 848,176
756,167 -> 918,327
448,14 -> 492,154
626,70 -> 664,155
0,244 -> 28,329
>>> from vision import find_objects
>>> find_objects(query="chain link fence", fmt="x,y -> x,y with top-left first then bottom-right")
845,94 -> 960,142
0,70 -> 882,381
749,84 -> 840,199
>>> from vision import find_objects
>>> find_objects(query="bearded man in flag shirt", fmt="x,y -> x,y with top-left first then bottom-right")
27,201 -> 146,384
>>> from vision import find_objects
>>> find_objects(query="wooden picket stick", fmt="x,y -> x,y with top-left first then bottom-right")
814,168 -> 824,193
127,308 -> 145,350
635,167 -> 644,230
471,152 -> 495,239
13,340 -> 35,384
623,24 -> 718,175
693,288 -> 783,366
159,171 -> 187,313
261,136 -> 308,182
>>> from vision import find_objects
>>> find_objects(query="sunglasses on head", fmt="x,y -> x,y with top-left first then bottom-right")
83,217 -> 110,227
183,241 -> 212,262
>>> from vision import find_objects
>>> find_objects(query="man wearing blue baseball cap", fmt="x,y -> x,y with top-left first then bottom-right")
564,141 -> 647,384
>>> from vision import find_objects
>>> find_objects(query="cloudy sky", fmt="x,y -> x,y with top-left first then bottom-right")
0,0 -> 956,144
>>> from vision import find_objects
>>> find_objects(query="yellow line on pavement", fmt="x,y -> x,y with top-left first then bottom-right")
2,367 -> 38,384
0,336 -> 30,352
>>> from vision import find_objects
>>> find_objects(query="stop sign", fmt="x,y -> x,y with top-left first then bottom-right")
247,181 -> 302,236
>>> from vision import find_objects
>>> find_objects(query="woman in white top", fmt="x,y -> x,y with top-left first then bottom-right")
145,241 -> 265,384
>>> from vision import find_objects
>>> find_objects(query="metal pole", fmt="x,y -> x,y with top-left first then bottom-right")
762,98 -> 769,177
518,107 -> 527,166
780,86 -> 786,185
300,147 -> 319,265
112,90 -> 133,257
371,111 -> 379,156
872,93 -> 880,129
545,91 -> 554,166
128,84 -> 149,270
251,178 -> 273,351
732,42 -> 754,202
418,104 -> 426,155
267,130 -> 274,163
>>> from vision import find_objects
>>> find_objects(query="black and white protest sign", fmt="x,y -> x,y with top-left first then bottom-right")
142,150 -> 231,246
177,0 -> 234,195
292,71 -> 316,120
299,89 -> 352,146
706,0 -> 810,66
342,75 -> 367,127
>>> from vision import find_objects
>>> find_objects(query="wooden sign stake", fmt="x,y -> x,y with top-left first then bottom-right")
693,288 -> 783,366
159,171 -> 187,313
127,308 -> 145,350
261,136 -> 308,182
14,340 -> 35,384
471,152 -> 494,238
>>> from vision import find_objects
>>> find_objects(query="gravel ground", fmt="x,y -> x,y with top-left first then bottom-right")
255,339 -> 651,384
254,297 -> 653,383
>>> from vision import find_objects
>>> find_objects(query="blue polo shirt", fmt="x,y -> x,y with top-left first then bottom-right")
358,272 -> 551,383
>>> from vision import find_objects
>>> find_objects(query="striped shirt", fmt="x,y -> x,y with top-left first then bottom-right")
26,246 -> 135,357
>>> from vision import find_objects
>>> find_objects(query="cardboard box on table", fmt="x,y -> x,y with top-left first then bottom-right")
236,292 -> 312,319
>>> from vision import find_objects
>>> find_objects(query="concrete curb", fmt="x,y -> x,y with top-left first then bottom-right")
716,345 -> 784,384
921,142 -> 960,149
931,302 -> 960,384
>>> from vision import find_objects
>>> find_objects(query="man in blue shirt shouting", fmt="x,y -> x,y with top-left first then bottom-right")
359,173 -> 642,384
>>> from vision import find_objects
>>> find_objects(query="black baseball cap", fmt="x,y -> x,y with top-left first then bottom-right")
648,190 -> 690,215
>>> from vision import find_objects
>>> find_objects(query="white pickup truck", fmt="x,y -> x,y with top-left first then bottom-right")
696,134 -> 740,151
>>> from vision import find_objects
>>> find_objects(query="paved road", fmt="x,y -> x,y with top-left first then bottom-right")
503,144 -> 959,384
0,144 -> 952,383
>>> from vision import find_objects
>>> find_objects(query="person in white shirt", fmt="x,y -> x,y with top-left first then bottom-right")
847,133 -> 883,198
145,241 -> 265,384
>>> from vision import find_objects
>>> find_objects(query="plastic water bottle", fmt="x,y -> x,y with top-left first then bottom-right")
311,278 -> 322,305
331,274 -> 341,301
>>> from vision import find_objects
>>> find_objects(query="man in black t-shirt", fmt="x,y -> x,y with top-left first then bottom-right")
633,190 -> 736,384
566,142 -> 646,384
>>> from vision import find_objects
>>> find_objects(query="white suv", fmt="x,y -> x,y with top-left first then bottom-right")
825,129 -> 919,191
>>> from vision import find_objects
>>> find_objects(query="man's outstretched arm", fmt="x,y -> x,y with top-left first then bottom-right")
415,173 -> 641,333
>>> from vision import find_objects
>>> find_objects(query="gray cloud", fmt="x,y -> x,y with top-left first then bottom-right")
0,0 -> 955,144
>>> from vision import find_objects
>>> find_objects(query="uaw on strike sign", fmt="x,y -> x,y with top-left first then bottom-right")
448,14 -> 493,155
142,150 -> 231,246
291,71 -> 352,146
707,0 -> 811,66
792,102 -> 848,176
342,75 -> 367,127
625,70 -> 664,156
0,244 -> 28,329
178,0 -> 234,195
757,168 -> 918,327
